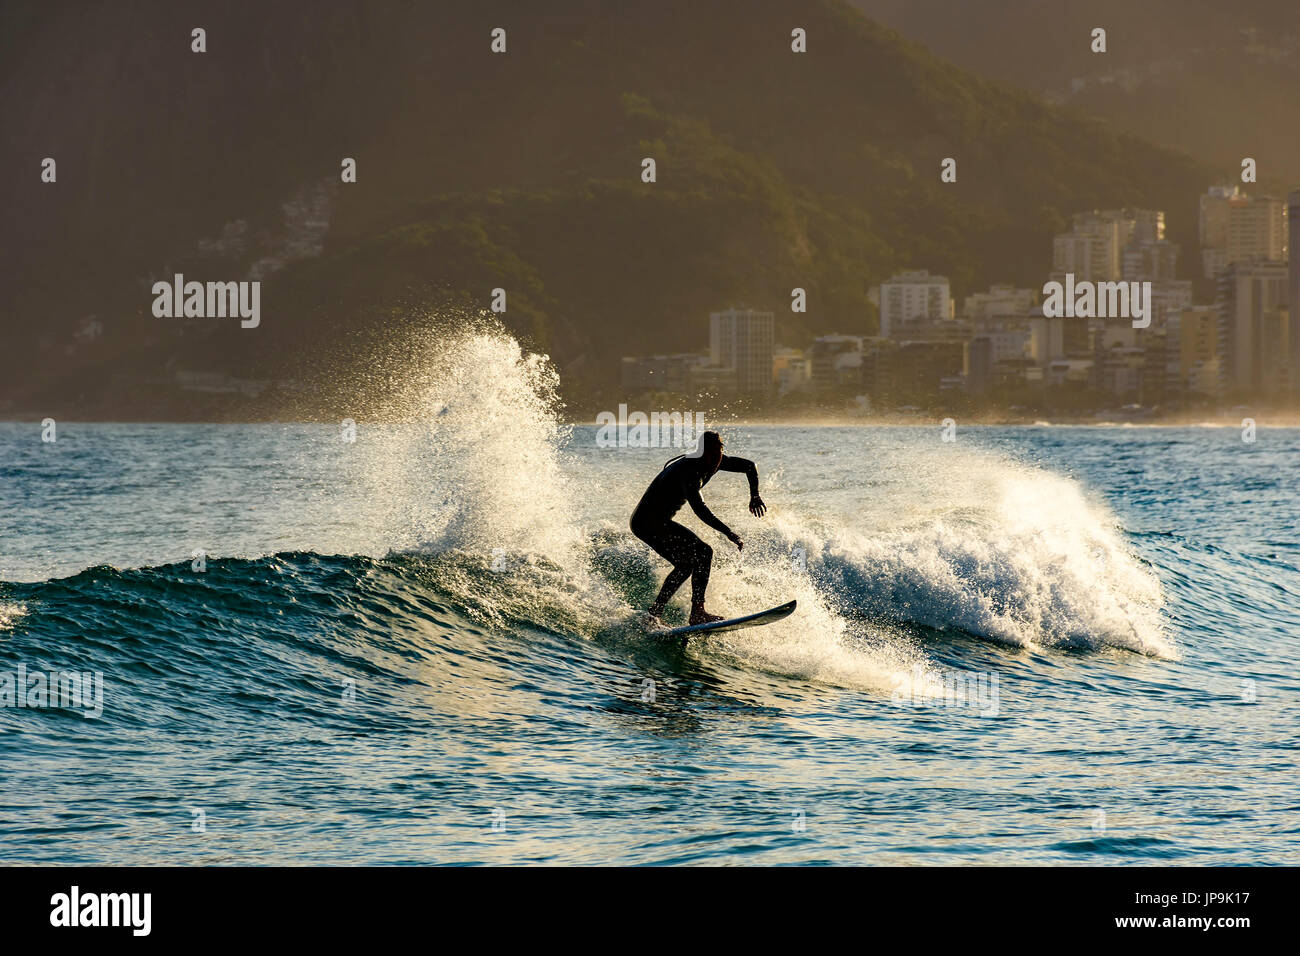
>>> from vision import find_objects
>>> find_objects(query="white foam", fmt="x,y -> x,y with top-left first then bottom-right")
344,321 -> 1173,695
347,320 -> 939,691
0,602 -> 26,632
791,448 -> 1175,658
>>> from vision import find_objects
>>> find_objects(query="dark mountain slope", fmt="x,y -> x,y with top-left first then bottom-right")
0,0 -> 1212,415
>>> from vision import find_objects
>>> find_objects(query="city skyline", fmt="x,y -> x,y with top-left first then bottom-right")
619,182 -> 1293,417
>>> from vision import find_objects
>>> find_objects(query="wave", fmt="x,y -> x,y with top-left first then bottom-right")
1,321 -> 1175,714
799,464 -> 1172,657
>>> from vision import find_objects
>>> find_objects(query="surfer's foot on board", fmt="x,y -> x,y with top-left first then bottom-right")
689,604 -> 724,626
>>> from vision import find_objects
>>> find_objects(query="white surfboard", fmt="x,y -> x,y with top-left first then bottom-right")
649,600 -> 796,640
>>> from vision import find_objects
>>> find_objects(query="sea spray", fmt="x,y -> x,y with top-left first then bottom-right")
352,319 -> 578,558
649,507 -> 941,693
796,441 -> 1174,658
341,316 -> 633,635
337,317 -> 943,691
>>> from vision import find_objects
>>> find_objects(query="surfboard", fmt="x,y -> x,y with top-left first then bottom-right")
649,600 -> 796,640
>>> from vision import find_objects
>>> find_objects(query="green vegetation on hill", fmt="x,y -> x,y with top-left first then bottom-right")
0,0 -> 1213,415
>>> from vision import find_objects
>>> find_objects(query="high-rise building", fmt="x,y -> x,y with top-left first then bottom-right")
979,328 -> 1030,362
1216,261 -> 1289,394
709,307 -> 775,396
1122,240 -> 1180,282
879,270 -> 953,338
1290,190 -> 1300,396
1052,209 -> 1161,284
1174,306 -> 1221,397
773,347 -> 811,396
808,335 -> 865,390
1028,314 -> 1064,365
1149,281 -> 1195,329
1199,186 -> 1288,277
965,336 -> 993,395
1259,308 -> 1291,395
1199,185 -> 1239,245
1228,198 -> 1287,264
1053,231 -> 1120,283
891,341 -> 964,405
963,285 -> 1036,325
963,330 -> 1029,396
1129,208 -> 1165,243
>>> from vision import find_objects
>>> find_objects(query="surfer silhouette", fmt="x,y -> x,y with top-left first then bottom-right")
631,430 -> 766,626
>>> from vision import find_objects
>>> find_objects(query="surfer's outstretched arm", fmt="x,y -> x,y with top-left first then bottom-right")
686,489 -> 740,546
719,455 -> 766,517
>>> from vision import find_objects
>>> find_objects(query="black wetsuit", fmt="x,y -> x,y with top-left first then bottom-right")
630,454 -> 759,606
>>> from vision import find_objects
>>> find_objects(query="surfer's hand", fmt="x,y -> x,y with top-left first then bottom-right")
749,495 -> 767,518
729,532 -> 744,551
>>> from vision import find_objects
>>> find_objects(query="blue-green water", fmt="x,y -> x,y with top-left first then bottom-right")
2,410 -> 1298,863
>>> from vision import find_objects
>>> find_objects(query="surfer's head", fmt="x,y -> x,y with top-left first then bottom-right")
700,430 -> 724,474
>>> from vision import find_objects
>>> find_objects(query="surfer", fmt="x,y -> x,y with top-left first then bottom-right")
630,430 -> 766,626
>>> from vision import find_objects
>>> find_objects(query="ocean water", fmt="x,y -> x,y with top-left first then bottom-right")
2,332 -> 1298,864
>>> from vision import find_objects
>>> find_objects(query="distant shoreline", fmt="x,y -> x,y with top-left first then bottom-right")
3,413 -> 1298,428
